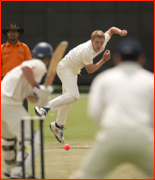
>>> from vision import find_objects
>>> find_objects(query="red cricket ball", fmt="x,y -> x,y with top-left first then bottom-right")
64,144 -> 70,150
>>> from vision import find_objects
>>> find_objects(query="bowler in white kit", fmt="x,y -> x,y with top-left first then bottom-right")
35,27 -> 128,144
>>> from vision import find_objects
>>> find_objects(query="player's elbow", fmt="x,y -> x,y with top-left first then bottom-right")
107,27 -> 116,36
21,66 -> 31,74
87,70 -> 94,74
110,27 -> 116,32
85,64 -> 95,74
85,68 -> 95,74
21,66 -> 27,72
87,71 -> 92,74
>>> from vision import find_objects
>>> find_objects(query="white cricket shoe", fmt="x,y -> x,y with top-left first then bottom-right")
34,106 -> 50,120
49,122 -> 65,144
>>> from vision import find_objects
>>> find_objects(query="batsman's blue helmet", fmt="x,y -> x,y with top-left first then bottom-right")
32,42 -> 53,59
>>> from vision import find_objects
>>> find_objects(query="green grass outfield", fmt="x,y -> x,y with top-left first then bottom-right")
1,94 -> 150,179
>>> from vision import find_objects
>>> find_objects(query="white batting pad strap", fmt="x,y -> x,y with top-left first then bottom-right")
1,138 -> 17,164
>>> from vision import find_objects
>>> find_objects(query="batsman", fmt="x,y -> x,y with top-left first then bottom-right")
35,27 -> 128,144
1,42 -> 53,178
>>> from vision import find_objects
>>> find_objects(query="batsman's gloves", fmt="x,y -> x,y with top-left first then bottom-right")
33,85 -> 53,107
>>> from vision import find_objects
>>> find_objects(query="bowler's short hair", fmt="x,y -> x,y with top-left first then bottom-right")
91,30 -> 105,41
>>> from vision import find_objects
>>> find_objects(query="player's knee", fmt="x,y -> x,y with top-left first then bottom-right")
75,94 -> 80,101
71,93 -> 80,102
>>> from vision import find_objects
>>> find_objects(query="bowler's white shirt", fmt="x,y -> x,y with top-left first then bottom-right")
88,61 -> 154,129
59,33 -> 111,74
1,59 -> 47,105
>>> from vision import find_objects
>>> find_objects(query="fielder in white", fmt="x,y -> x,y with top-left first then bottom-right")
35,27 -> 128,144
69,38 -> 154,179
1,42 -> 53,179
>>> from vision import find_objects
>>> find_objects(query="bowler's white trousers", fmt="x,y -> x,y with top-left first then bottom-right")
47,63 -> 80,125
80,128 -> 154,179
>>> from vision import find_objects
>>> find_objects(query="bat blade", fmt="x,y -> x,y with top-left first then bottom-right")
44,41 -> 68,87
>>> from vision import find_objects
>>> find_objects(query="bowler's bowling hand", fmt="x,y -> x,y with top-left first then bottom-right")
103,50 -> 111,62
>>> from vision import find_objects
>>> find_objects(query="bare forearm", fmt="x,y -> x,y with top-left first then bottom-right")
85,50 -> 111,74
91,59 -> 106,73
106,27 -> 128,37
21,66 -> 38,87
110,27 -> 122,35
92,49 -> 111,73
27,95 -> 37,103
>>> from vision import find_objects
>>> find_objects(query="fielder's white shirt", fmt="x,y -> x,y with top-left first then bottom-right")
59,33 -> 111,74
88,61 -> 154,129
1,59 -> 47,105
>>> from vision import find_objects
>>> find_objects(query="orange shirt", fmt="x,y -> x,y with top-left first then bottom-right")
1,40 -> 31,77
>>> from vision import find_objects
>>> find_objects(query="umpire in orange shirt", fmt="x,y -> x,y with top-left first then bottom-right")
1,22 -> 31,111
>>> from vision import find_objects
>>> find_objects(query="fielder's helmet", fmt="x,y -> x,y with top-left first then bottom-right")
32,42 -> 53,59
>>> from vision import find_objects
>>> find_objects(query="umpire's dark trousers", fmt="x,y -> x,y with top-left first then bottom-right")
1,76 -> 28,111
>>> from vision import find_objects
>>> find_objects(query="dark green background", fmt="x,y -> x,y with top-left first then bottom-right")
1,1 -> 154,85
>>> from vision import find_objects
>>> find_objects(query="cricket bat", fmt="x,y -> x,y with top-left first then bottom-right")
44,41 -> 69,87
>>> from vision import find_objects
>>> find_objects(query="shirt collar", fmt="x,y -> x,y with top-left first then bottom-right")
117,61 -> 142,68
6,40 -> 20,47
